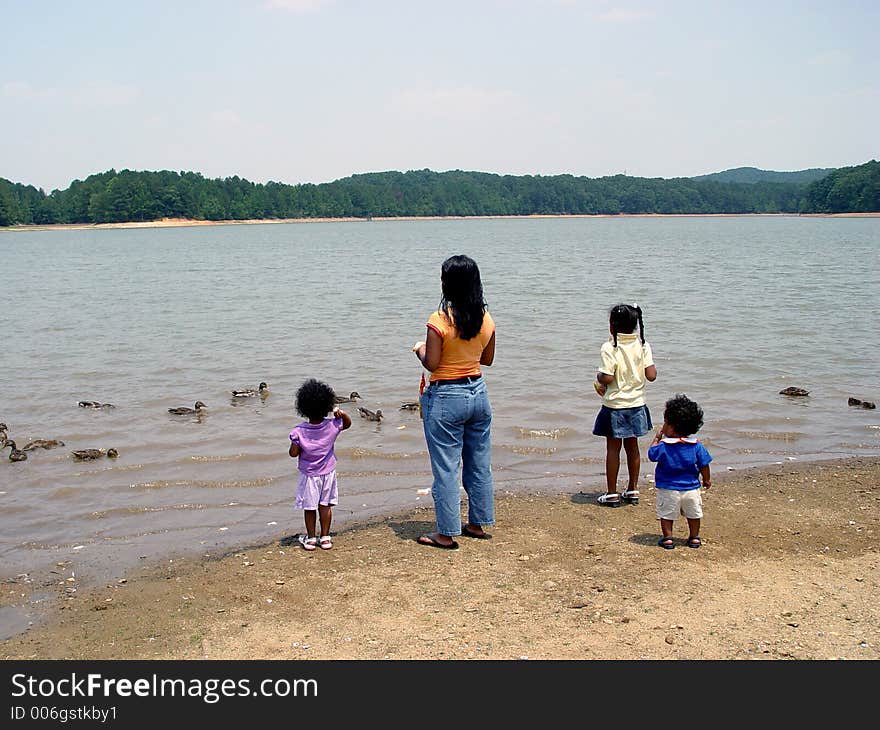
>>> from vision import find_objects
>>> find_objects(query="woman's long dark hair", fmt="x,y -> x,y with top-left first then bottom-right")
439,255 -> 487,341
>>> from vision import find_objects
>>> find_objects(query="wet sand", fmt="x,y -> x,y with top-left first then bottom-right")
3,456 -> 878,660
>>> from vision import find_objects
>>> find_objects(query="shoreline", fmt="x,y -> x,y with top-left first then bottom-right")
3,455 -> 878,660
3,211 -> 879,232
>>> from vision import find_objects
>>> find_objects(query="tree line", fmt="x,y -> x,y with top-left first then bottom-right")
1,161 -> 877,227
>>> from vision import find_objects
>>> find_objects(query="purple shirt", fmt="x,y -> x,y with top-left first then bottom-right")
289,417 -> 344,476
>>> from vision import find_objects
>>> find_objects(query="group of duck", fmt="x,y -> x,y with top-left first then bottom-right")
334,390 -> 421,422
3,382 -> 419,463
331,391 -> 383,422
1,422 -> 118,464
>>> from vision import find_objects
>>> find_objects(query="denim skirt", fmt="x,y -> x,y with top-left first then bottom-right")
592,404 -> 652,439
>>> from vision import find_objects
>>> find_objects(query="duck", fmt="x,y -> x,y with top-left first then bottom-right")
22,439 -> 65,451
335,391 -> 361,404
358,407 -> 383,422
231,382 -> 269,398
779,387 -> 809,397
2,439 -> 28,462
78,401 -> 116,409
71,447 -> 118,461
399,402 -> 420,411
168,401 -> 207,415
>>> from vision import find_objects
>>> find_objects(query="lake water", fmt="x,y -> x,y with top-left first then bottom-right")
1,216 -> 878,632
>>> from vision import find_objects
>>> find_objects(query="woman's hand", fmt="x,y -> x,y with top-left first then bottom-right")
412,340 -> 427,365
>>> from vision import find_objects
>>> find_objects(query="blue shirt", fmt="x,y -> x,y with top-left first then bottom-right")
648,438 -> 712,491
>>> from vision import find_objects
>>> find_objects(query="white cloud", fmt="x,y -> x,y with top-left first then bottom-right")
809,49 -> 849,66
264,0 -> 332,12
389,85 -> 518,120
2,81 -> 35,98
209,109 -> 244,128
597,7 -> 654,22
74,82 -> 140,107
2,81 -> 59,100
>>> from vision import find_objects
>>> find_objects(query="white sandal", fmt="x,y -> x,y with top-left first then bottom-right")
298,535 -> 317,551
319,535 -> 333,550
597,492 -> 621,507
621,489 -> 640,505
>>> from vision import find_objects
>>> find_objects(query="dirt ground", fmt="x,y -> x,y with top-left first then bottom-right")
3,457 -> 878,660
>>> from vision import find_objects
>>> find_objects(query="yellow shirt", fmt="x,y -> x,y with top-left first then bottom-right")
599,333 -> 654,409
426,310 -> 495,382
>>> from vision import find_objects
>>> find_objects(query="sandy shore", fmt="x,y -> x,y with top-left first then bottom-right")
3,212 -> 878,232
2,456 -> 878,660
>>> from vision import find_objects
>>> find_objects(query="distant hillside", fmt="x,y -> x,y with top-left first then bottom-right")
1,161 -> 877,226
801,160 -> 880,213
693,167 -> 835,185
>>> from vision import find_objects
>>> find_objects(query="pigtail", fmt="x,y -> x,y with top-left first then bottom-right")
634,303 -> 645,344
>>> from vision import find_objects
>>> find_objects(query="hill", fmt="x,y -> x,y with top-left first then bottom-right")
1,161 -> 877,226
692,167 -> 835,185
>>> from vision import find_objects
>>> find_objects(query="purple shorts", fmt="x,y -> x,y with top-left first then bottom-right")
294,470 -> 338,510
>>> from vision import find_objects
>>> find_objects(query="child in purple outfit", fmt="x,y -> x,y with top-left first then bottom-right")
289,379 -> 352,551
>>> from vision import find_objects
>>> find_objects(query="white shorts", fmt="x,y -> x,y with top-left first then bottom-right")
655,488 -> 703,520
294,470 -> 338,510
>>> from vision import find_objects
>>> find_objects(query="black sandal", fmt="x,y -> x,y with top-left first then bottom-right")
658,537 -> 675,550
686,536 -> 702,549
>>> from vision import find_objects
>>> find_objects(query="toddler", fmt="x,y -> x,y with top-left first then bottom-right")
648,394 -> 712,549
288,378 -> 352,550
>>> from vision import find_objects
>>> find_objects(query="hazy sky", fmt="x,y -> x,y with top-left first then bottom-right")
2,0 -> 878,191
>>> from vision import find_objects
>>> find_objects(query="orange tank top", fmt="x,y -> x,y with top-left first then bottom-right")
426,309 -> 495,381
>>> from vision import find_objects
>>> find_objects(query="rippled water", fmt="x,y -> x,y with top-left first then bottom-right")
1,217 -> 878,606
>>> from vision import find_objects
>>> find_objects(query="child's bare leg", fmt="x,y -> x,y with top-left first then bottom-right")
304,509 -> 317,538
686,518 -> 700,539
318,504 -> 333,537
604,437 -> 622,494
623,437 -> 640,491
660,518 -> 674,538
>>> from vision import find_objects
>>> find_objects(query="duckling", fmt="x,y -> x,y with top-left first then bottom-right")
78,401 -> 116,409
2,439 -> 28,462
779,387 -> 809,397
22,439 -> 65,451
358,407 -> 383,422
335,391 -> 361,404
71,447 -> 118,461
168,401 -> 207,415
399,402 -> 420,411
231,382 -> 269,398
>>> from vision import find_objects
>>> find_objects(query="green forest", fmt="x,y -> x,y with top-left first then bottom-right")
1,160 -> 878,227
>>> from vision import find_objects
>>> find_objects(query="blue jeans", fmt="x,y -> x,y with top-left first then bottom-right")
421,379 -> 495,536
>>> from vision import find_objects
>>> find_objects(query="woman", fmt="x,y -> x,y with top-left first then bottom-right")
412,255 -> 496,549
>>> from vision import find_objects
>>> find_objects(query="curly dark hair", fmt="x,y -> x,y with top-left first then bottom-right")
295,378 -> 336,422
663,394 -> 704,437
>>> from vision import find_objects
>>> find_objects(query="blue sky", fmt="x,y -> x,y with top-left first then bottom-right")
1,0 -> 877,191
